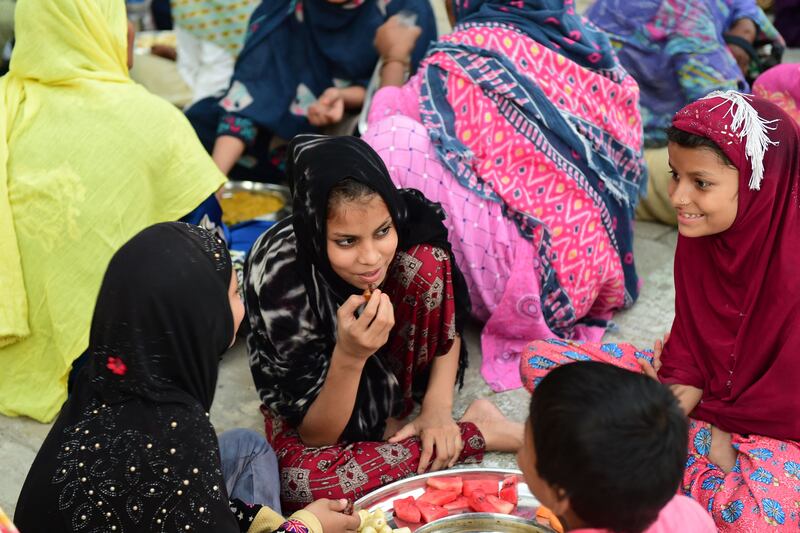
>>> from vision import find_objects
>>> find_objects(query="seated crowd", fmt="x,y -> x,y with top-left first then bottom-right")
2,0 -> 799,531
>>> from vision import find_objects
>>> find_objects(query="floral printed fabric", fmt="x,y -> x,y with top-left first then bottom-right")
520,340 -> 800,531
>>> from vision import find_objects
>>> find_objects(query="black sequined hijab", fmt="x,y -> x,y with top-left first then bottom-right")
15,222 -> 240,533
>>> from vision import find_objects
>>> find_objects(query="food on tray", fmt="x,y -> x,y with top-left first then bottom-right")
535,506 -> 565,533
393,497 -> 420,524
357,508 -> 410,533
417,488 -> 459,506
220,190 -> 285,226
390,474 -> 521,526
415,501 -> 449,524
442,496 -> 469,511
499,475 -> 519,505
462,478 -> 500,497
427,476 -> 463,493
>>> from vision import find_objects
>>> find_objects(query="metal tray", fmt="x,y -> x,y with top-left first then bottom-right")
355,467 -> 553,533
416,513 -> 551,533
220,181 -> 291,224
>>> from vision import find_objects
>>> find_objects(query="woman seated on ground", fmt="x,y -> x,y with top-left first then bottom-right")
169,0 -> 258,105
362,0 -> 647,393
0,0 -> 226,423
185,0 -> 436,182
245,135 -> 523,511
521,92 -> 800,531
15,223 -> 361,533
587,0 -> 784,225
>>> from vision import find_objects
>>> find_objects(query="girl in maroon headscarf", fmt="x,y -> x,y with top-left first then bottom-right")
519,91 -> 800,531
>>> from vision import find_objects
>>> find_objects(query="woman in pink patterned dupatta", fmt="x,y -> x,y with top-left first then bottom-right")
363,0 -> 647,392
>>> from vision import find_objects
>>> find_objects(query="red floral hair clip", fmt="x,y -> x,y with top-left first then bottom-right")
106,356 -> 127,376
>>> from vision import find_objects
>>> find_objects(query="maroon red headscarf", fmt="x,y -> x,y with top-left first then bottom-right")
658,92 -> 800,440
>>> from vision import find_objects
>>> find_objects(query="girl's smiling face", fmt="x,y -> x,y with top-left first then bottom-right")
668,143 -> 740,237
326,194 -> 398,290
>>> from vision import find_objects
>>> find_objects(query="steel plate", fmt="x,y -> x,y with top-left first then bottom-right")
354,467 -> 553,533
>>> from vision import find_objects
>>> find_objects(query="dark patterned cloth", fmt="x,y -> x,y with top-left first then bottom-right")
15,223 -> 244,533
245,136 -> 471,443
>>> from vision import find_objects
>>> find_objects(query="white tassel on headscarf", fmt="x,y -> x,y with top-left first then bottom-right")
701,90 -> 780,190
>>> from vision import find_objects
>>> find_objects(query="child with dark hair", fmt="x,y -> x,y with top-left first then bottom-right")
521,92 -> 800,530
519,362 -> 715,533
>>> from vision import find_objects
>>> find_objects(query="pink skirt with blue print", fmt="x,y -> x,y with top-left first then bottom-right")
521,340 -> 800,531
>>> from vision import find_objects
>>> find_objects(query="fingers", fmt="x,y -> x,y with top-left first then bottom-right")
338,294 -> 368,320
430,433 -> 452,472
370,293 -> 395,337
388,422 -> 416,443
328,498 -> 348,512
639,359 -> 658,381
355,289 -> 383,326
449,433 -> 464,468
343,513 -> 362,531
417,433 -> 435,474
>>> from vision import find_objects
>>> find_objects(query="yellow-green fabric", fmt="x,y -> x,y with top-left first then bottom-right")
246,508 -> 322,533
0,0 -> 226,422
636,146 -> 678,226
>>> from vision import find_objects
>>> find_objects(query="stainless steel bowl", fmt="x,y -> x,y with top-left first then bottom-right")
220,181 -> 291,224
415,513 -> 552,533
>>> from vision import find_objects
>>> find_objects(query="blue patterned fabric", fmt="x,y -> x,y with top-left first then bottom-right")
452,0 -> 618,71
217,0 -> 436,141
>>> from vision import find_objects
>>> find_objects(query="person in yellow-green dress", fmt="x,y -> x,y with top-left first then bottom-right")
0,0 -> 226,422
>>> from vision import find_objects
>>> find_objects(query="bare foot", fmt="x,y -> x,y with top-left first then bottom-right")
460,399 -> 524,453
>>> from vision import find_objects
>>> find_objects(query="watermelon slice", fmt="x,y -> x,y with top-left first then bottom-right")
393,496 -> 421,524
487,494 -> 515,514
499,475 -> 518,505
463,479 -> 499,497
418,488 -> 459,506
415,501 -> 449,523
467,489 -> 497,513
426,476 -> 463,494
443,496 -> 470,511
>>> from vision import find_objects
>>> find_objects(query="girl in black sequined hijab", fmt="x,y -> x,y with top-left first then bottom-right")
15,222 -> 244,533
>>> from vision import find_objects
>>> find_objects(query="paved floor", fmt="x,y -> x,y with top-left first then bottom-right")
0,221 -> 679,515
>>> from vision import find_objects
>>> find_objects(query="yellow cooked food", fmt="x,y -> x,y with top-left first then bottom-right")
135,31 -> 177,50
220,190 -> 285,226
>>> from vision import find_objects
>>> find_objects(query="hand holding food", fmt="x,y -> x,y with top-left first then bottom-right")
303,498 -> 362,532
336,288 -> 395,361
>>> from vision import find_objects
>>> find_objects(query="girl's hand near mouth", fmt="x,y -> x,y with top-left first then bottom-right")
336,289 -> 395,362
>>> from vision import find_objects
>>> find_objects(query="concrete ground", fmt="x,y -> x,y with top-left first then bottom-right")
0,221 -> 679,515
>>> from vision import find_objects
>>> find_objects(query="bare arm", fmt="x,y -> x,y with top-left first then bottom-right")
339,86 -> 367,110
390,337 -> 462,473
307,86 -> 367,127
421,337 -> 459,415
297,346 -> 366,447
211,135 -> 246,176
298,291 -> 395,447
374,16 -> 422,89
